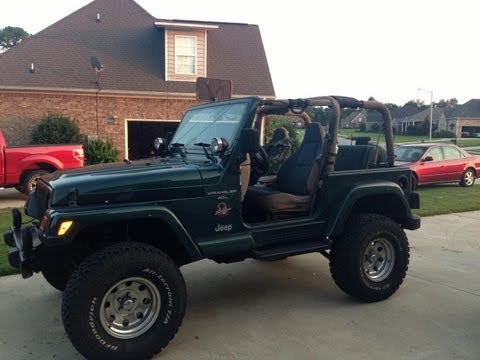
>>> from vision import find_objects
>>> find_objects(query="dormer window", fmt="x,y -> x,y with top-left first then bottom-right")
155,21 -> 218,82
175,36 -> 196,75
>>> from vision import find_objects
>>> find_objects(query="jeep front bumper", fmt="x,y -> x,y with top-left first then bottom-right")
3,209 -> 42,279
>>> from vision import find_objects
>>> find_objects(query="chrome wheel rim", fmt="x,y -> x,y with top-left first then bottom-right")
464,171 -> 474,186
363,239 -> 395,282
100,277 -> 161,339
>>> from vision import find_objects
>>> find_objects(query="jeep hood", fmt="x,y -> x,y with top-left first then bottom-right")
43,158 -> 209,206
394,161 -> 414,166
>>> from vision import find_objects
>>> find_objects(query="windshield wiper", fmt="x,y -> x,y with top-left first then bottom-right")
194,143 -> 217,163
169,143 -> 187,158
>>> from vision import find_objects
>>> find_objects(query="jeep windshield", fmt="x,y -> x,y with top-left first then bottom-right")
170,101 -> 248,154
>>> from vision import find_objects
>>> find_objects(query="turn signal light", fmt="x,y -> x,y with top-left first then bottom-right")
57,220 -> 73,236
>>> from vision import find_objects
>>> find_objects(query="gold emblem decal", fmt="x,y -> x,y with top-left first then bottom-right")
215,202 -> 232,217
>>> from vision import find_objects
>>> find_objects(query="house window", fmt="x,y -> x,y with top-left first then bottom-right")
175,36 -> 196,75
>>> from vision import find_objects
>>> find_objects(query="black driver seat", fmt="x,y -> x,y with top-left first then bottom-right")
244,122 -> 324,220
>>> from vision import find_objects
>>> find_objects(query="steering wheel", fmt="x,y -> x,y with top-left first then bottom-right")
249,146 -> 270,185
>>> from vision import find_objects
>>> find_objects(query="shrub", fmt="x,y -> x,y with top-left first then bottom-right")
370,123 -> 381,132
85,138 -> 120,165
31,113 -> 82,144
433,130 -> 455,138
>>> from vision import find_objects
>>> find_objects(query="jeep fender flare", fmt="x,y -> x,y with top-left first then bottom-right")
46,205 -> 203,262
325,181 -> 415,238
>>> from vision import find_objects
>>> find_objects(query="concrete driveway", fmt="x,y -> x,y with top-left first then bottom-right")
0,212 -> 479,360
0,187 -> 27,208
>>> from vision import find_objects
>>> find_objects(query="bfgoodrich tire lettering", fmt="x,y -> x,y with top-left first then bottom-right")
330,214 -> 409,302
62,242 -> 186,360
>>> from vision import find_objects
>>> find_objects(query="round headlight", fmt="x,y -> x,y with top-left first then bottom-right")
154,137 -> 164,150
210,137 -> 228,155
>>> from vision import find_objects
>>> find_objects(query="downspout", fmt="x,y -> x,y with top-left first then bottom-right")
95,78 -> 101,136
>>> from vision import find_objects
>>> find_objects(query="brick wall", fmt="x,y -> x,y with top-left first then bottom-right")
446,118 -> 480,137
0,91 -> 198,158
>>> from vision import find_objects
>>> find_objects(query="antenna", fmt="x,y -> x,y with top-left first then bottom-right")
90,56 -> 104,75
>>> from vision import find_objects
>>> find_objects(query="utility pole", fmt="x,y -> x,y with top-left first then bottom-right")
418,88 -> 433,141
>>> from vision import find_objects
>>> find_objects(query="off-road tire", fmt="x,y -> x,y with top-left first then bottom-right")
411,174 -> 418,190
330,213 -> 409,302
62,242 -> 187,360
22,169 -> 49,194
460,169 -> 475,187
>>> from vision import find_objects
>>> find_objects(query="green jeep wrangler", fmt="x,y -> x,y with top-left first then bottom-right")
4,95 -> 420,360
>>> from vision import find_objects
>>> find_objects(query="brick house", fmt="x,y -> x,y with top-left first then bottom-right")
0,0 -> 275,159
343,110 -> 367,129
445,99 -> 480,138
393,107 -> 445,134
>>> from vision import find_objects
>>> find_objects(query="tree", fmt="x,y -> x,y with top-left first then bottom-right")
385,103 -> 399,113
0,26 -> 30,51
403,99 -> 427,111
436,98 -> 458,109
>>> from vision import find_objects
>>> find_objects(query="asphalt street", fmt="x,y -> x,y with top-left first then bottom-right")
0,211 -> 479,360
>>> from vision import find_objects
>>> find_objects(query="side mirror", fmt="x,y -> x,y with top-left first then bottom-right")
423,156 -> 434,162
239,128 -> 261,153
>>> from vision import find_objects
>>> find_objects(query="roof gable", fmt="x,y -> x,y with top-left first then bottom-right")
0,0 -> 275,97
446,99 -> 480,118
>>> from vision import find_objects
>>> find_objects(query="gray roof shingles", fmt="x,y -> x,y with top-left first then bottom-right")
0,0 -> 275,97
445,99 -> 480,118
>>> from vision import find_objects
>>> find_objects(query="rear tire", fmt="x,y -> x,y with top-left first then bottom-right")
460,169 -> 475,187
22,170 -> 49,194
411,174 -> 418,190
330,214 -> 409,302
62,242 -> 186,360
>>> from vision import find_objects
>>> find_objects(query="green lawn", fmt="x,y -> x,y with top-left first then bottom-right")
339,129 -> 430,144
414,184 -> 480,216
1,184 -> 480,276
0,209 -> 18,276
338,129 -> 480,148
455,139 -> 480,148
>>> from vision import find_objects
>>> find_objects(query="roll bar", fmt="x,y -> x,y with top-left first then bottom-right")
258,95 -> 395,172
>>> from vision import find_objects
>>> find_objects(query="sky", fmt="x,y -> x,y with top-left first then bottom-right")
1,0 -> 479,106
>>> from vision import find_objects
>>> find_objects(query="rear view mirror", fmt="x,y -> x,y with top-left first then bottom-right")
423,156 -> 434,162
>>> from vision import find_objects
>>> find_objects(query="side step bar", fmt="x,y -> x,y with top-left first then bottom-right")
253,240 -> 329,261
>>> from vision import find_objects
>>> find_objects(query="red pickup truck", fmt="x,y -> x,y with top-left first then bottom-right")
0,129 -> 84,194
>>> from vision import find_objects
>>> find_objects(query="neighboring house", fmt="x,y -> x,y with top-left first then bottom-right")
445,99 -> 480,138
0,0 -> 275,159
393,107 -> 445,134
342,110 -> 384,132
343,110 -> 367,129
